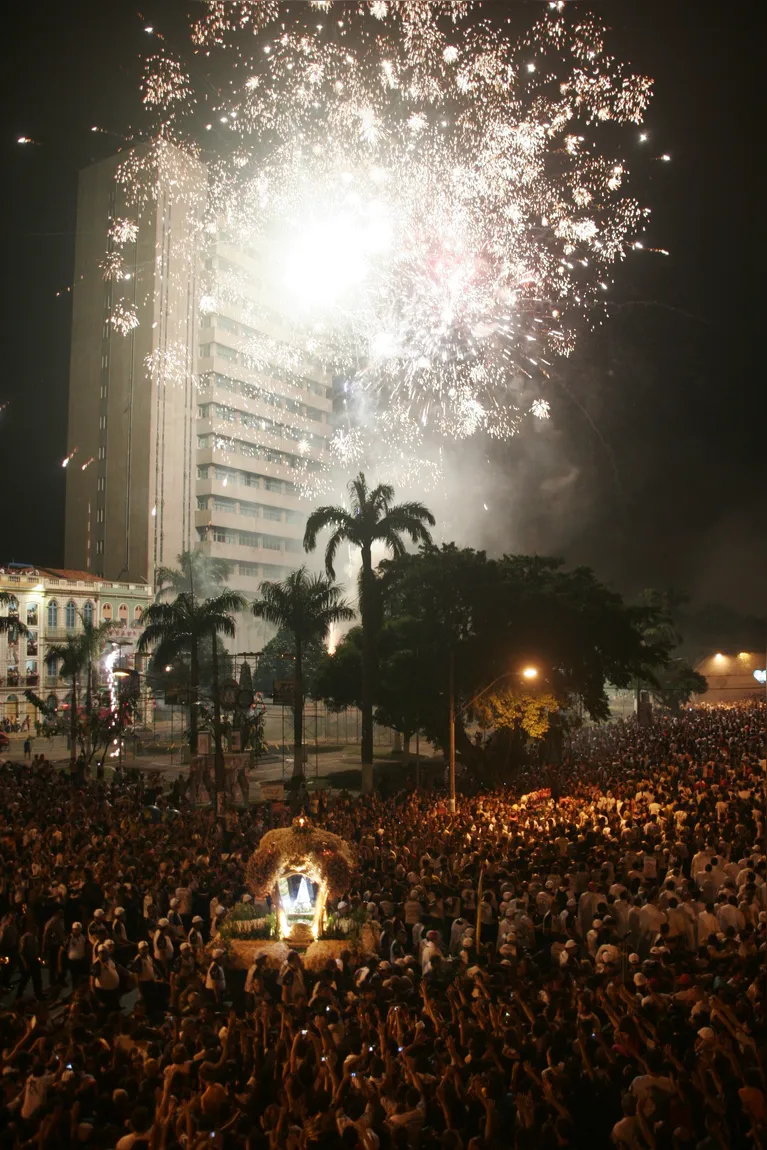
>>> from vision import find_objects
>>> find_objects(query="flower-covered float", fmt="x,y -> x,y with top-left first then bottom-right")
245,815 -> 354,945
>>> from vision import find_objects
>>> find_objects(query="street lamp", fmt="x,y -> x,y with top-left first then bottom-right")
448,659 -> 540,814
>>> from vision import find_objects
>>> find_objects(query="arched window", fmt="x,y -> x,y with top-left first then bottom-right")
118,603 -> 129,624
46,656 -> 59,680
47,600 -> 59,629
8,596 -> 19,618
82,601 -> 94,626
102,602 -> 112,621
65,600 -> 77,630
134,604 -> 143,622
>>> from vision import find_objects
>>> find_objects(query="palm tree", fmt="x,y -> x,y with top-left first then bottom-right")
46,634 -> 87,766
80,615 -> 115,746
303,472 -> 435,791
252,567 -> 354,781
155,549 -> 233,601
137,590 -> 246,807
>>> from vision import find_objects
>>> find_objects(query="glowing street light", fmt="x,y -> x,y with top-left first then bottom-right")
522,665 -> 538,680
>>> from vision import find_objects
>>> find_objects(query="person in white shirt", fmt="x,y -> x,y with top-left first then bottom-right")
697,903 -> 719,943
717,895 -> 745,934
205,948 -> 227,1005
91,945 -> 122,1011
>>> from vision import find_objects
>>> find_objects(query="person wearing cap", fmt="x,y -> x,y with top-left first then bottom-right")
111,907 -> 131,957
87,909 -> 108,955
91,944 -> 122,1012
167,898 -> 185,941
63,921 -> 89,988
171,942 -> 198,995
205,948 -> 227,1006
153,918 -> 175,976
188,916 -> 206,960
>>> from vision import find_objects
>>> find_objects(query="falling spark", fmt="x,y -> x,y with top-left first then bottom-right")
62,447 -> 79,468
80,456 -> 95,471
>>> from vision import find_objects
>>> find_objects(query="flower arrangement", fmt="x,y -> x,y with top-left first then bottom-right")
245,817 -> 355,900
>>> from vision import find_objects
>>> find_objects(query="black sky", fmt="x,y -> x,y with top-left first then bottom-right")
0,1 -> 761,612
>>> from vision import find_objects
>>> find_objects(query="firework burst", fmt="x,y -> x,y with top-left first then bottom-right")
114,0 -> 654,454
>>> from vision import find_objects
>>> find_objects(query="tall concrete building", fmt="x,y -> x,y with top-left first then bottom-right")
65,149 -> 333,596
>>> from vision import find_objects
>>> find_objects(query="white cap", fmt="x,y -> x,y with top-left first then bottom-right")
158,918 -> 170,928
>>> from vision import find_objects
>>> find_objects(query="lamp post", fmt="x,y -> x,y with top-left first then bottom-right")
448,662 -> 539,813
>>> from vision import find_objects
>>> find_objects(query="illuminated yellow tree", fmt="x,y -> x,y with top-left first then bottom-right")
473,689 -> 559,741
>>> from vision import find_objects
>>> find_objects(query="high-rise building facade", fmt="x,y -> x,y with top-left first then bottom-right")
65,149 -> 332,595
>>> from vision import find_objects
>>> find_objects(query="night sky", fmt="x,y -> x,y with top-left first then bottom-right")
0,1 -> 761,613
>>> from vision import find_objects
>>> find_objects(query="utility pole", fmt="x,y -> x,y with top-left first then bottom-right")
449,650 -> 456,814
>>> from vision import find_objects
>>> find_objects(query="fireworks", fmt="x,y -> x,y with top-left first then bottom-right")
115,0 -> 654,456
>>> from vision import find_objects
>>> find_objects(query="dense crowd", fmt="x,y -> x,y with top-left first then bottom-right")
0,701 -> 765,1150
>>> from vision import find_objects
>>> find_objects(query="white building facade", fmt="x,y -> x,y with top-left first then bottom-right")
0,566 -> 153,725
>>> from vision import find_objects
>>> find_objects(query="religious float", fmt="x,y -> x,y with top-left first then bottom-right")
225,816 -> 369,970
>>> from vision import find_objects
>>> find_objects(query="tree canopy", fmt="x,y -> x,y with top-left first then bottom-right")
314,544 -> 669,777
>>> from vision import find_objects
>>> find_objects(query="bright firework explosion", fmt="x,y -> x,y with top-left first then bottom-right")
113,0 -> 654,479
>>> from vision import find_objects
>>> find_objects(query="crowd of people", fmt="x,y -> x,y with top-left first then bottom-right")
0,700 -> 765,1150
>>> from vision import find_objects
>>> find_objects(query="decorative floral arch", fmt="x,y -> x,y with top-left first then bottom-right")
246,816 -> 354,941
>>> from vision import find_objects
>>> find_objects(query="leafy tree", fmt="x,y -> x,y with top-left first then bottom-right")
138,590 -> 246,804
155,549 -> 233,601
251,567 -> 353,780
472,688 -> 561,741
253,629 -> 327,697
648,659 -> 708,712
304,472 -> 434,791
45,634 -> 87,766
375,546 -> 666,779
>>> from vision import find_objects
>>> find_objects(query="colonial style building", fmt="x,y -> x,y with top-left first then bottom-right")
0,565 -> 153,725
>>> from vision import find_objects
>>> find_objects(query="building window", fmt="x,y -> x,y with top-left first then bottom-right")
262,535 -> 283,551
134,604 -> 143,622
98,477 -> 106,492
213,528 -> 235,544
96,540 -> 105,556
27,633 -> 38,656
82,601 -> 94,626
238,562 -> 259,578
197,496 -> 209,511
98,446 -> 106,461
47,600 -> 59,629
99,415 -> 107,430
7,596 -> 18,618
197,465 -> 209,479
65,601 -> 77,631
263,507 -> 282,521
102,602 -> 112,620
97,508 -> 105,524
26,604 -> 38,627
46,658 -> 59,681
118,603 -> 129,624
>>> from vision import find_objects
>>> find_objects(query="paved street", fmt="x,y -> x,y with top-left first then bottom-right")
2,730 -> 443,792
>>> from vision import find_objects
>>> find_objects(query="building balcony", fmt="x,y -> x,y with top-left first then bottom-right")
195,476 -> 305,512
194,507 -> 304,537
26,674 -> 39,687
